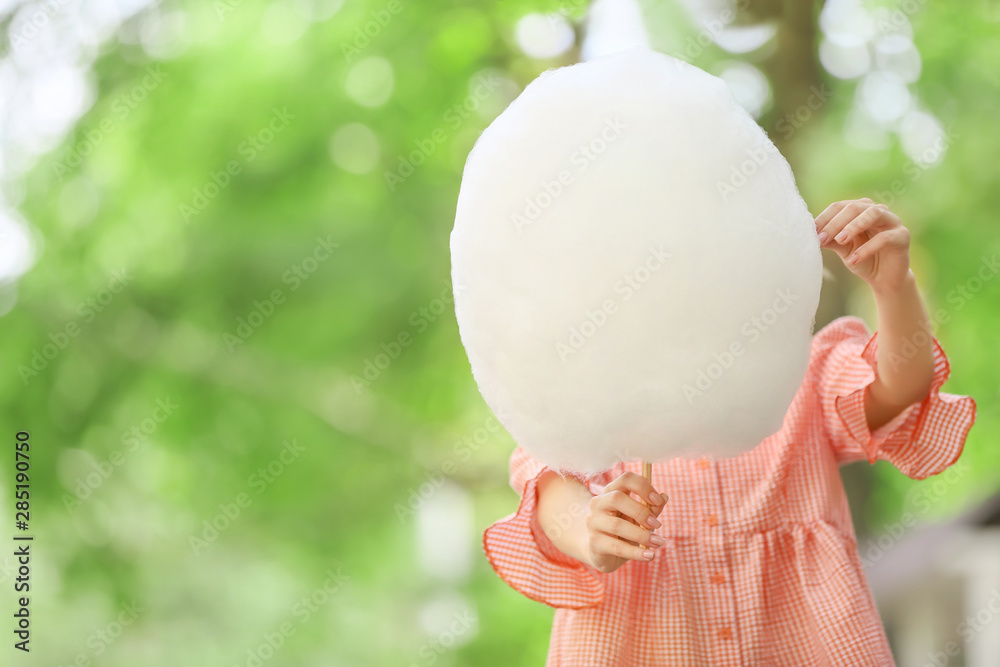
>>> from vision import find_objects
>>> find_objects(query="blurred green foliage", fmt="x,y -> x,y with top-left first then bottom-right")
0,0 -> 996,665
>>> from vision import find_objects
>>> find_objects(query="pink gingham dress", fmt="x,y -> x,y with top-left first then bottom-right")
483,316 -> 976,666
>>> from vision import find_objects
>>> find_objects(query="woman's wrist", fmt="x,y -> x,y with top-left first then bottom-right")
535,470 -> 595,567
867,266 -> 936,423
870,267 -> 917,301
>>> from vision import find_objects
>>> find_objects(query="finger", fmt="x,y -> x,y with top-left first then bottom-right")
833,203 -> 898,246
590,532 -> 656,562
589,512 -> 663,548
813,198 -> 873,231
813,200 -> 851,231
604,471 -> 665,509
595,489 -> 661,530
819,201 -> 873,245
848,227 -> 910,266
650,493 -> 668,518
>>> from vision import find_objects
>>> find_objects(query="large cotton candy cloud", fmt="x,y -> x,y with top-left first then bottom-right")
450,47 -> 821,475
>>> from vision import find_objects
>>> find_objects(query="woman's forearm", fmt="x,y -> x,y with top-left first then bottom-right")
534,470 -> 594,566
813,199 -> 936,432
867,269 -> 936,430
535,469 -> 668,573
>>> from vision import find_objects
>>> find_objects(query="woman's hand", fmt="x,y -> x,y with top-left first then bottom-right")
584,472 -> 668,574
814,198 -> 912,293
814,197 -> 936,428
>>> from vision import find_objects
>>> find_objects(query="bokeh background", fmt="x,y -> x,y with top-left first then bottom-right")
0,0 -> 997,665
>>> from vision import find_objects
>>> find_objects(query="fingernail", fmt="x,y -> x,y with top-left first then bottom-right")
643,550 -> 655,560
649,491 -> 663,505
661,493 -> 669,503
650,534 -> 665,547
848,252 -> 859,264
646,516 -> 661,529
817,231 -> 828,244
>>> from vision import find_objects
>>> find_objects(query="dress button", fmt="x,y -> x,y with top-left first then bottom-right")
706,514 -> 719,527
710,573 -> 726,585
697,457 -> 711,470
718,627 -> 733,640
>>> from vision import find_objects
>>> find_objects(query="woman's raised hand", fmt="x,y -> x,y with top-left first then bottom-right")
584,471 -> 668,574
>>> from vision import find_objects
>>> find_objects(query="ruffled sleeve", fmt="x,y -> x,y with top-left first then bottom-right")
482,445 -> 610,609
811,315 -> 976,480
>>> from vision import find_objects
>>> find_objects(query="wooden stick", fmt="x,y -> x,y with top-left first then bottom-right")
641,460 -> 652,507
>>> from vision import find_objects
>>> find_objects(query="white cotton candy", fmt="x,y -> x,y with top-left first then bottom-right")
450,47 -> 822,475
